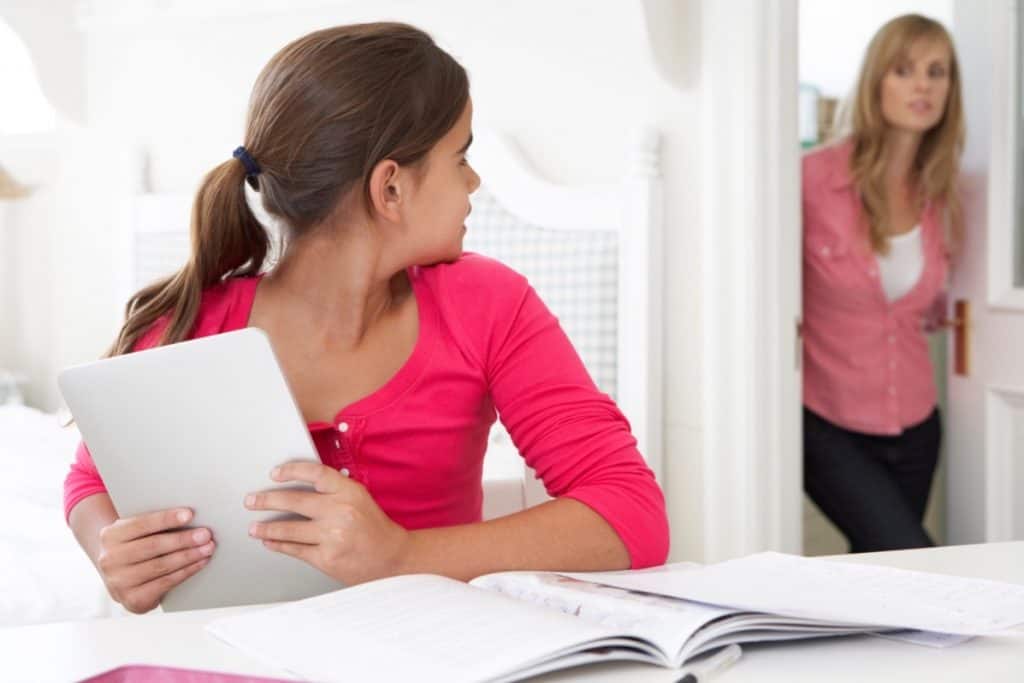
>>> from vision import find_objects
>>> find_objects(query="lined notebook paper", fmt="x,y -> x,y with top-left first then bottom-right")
563,551 -> 1024,635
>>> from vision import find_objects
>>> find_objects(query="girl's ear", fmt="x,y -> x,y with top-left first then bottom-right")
367,159 -> 403,223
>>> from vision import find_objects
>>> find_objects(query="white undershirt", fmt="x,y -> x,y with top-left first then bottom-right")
876,225 -> 924,302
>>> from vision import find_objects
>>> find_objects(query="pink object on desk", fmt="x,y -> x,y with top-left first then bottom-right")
80,664 -> 291,683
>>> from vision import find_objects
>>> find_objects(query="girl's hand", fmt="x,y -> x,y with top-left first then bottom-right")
95,508 -> 215,613
244,462 -> 411,585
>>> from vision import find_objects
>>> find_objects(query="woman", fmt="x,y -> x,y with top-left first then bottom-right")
64,23 -> 669,614
802,14 -> 964,553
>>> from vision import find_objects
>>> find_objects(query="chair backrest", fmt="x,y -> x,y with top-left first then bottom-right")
464,129 -> 664,515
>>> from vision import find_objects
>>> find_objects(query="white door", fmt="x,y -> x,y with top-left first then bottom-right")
947,1 -> 1024,544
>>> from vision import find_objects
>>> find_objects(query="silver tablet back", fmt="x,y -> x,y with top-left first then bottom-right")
59,327 -> 342,611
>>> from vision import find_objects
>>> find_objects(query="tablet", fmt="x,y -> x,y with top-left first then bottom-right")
58,327 -> 342,611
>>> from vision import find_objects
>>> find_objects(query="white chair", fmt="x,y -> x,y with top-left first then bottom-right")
465,129 -> 664,518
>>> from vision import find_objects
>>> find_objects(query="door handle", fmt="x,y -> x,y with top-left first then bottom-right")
950,299 -> 970,377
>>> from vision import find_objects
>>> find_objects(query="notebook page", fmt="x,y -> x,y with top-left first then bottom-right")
206,574 -> 619,683
473,570 -> 733,663
564,552 -> 1024,635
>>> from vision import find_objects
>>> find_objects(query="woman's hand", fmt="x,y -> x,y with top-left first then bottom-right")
95,508 -> 215,613
244,462 -> 411,585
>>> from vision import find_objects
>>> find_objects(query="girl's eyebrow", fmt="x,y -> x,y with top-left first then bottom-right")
457,133 -> 473,155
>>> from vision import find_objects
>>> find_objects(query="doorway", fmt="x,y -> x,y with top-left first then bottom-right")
796,0 -> 955,555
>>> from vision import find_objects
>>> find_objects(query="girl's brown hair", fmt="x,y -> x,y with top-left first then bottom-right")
107,22 -> 469,356
848,14 -> 965,254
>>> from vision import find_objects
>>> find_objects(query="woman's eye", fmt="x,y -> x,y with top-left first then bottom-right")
894,65 -> 910,77
929,66 -> 947,78
459,155 -> 470,166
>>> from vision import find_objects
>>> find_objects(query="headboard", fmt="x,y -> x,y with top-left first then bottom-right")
123,128 -> 664,513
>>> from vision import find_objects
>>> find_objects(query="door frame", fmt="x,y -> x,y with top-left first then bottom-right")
986,0 -> 1024,312
700,0 -> 803,561
979,0 -> 1024,540
946,0 -> 1024,544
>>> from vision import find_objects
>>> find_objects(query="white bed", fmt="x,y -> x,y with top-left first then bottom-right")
0,404 -> 117,626
2,126 -> 664,627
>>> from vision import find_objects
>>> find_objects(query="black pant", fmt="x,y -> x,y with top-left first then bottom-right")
803,407 -> 940,553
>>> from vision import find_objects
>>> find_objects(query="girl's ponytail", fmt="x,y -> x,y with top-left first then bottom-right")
107,157 -> 267,356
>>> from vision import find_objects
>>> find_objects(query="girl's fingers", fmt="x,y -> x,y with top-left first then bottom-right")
270,462 -> 346,494
262,539 -> 317,567
249,519 -> 321,545
124,541 -> 216,586
119,527 -> 212,565
124,556 -> 210,613
244,488 -> 322,518
103,508 -> 193,544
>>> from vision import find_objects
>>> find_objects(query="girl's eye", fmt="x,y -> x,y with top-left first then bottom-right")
894,64 -> 911,77
929,66 -> 947,78
459,155 -> 470,166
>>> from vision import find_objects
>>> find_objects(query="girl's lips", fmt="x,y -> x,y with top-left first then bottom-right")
908,101 -> 934,114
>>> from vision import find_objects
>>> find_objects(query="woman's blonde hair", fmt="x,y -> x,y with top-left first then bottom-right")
847,14 -> 965,254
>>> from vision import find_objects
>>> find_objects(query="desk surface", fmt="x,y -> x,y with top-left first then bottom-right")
2,542 -> 1023,683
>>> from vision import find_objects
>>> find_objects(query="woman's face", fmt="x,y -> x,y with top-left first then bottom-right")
880,39 -> 952,135
401,98 -> 480,265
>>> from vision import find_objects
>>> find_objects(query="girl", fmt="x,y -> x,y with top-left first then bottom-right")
802,14 -> 964,552
64,23 -> 668,614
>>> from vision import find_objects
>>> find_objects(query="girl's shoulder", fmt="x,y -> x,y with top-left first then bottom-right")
415,253 -> 534,363
417,252 -> 528,301
133,275 -> 259,352
193,275 -> 260,335
206,274 -> 260,309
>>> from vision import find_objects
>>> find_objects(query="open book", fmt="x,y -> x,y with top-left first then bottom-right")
206,551 -> 1024,682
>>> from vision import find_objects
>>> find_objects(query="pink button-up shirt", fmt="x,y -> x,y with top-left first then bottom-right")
64,253 -> 669,568
802,140 -> 949,435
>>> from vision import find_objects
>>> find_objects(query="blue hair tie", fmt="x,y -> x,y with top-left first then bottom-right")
232,146 -> 261,190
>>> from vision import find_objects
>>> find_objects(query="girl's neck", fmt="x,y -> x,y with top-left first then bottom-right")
261,223 -> 409,350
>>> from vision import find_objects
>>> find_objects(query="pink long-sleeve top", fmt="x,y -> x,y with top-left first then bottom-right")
802,140 -> 950,436
64,253 -> 669,568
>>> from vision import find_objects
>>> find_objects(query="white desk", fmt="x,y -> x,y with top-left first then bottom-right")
2,542 -> 1022,683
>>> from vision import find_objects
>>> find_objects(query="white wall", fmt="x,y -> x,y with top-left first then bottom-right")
1,0 -> 707,560
800,0 -> 954,98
